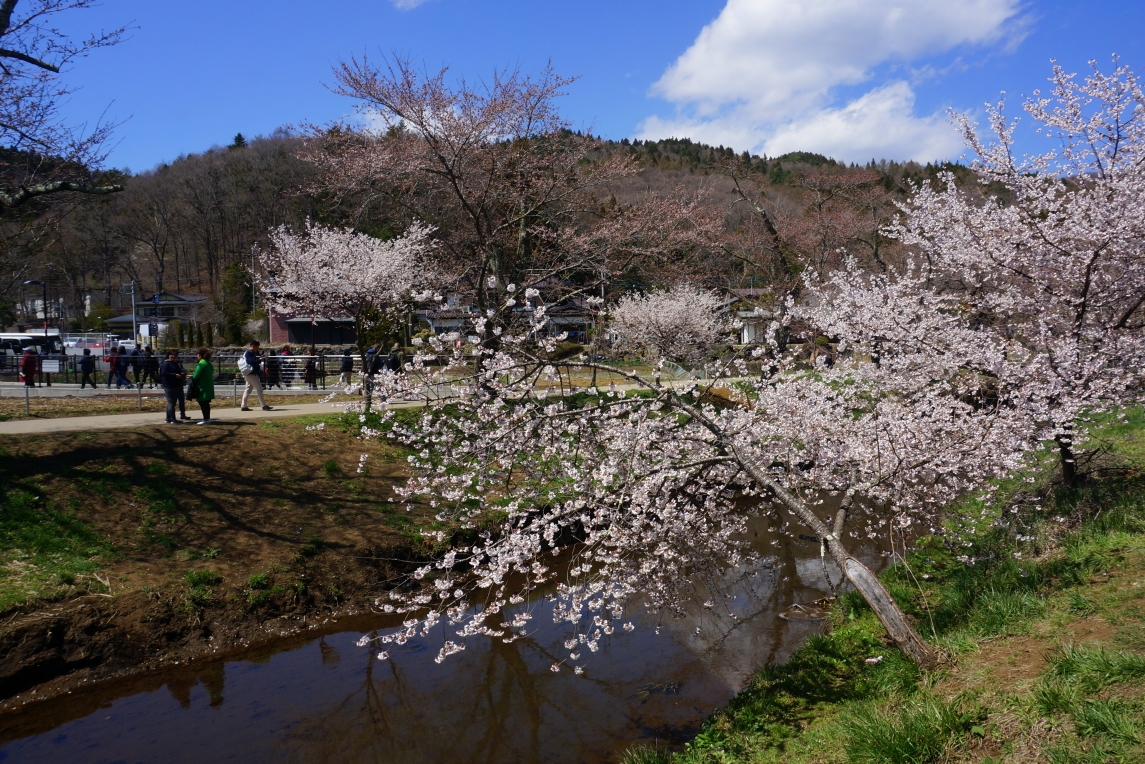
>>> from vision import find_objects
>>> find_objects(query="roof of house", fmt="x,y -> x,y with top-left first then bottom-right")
147,291 -> 209,304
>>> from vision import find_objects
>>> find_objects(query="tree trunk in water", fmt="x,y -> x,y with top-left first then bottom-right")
841,556 -> 939,669
723,441 -> 942,668
1057,434 -> 1078,488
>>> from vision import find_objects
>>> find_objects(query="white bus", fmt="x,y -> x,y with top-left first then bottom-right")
0,332 -> 65,357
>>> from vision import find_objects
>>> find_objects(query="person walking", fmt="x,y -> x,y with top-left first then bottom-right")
338,348 -> 353,386
130,344 -> 143,385
19,347 -> 36,387
303,347 -> 318,390
105,346 -> 119,388
364,344 -> 377,376
265,352 -> 282,390
160,350 -> 189,423
369,343 -> 386,375
115,347 -> 133,389
386,343 -> 402,372
79,348 -> 96,389
190,347 -> 215,424
141,347 -> 159,388
280,344 -> 293,389
239,340 -> 272,411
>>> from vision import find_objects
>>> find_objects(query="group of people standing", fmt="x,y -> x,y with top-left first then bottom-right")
158,347 -> 215,424
258,344 -> 321,391
87,345 -> 163,390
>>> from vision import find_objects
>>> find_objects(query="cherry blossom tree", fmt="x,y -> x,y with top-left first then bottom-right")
609,282 -> 729,365
304,56 -> 718,368
256,221 -> 436,408
351,261 -> 1038,669
0,0 -> 127,209
894,58 -> 1145,486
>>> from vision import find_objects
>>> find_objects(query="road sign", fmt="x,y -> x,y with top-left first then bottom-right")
153,293 -> 160,304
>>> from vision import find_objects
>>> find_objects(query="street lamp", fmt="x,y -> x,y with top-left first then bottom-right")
22,280 -> 47,331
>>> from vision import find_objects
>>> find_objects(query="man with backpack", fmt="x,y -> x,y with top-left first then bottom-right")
239,340 -> 272,411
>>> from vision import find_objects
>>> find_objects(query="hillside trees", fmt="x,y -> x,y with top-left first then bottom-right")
305,57 -> 718,362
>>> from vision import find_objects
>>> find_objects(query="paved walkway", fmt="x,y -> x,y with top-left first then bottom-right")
0,402 -> 349,435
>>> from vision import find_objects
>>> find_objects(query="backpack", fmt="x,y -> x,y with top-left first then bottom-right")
237,351 -> 253,375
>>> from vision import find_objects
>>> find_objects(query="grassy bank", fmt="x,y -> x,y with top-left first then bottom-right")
0,411 -> 459,701
625,411 -> 1145,764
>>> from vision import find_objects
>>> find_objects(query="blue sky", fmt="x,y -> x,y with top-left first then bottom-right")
53,0 -> 1145,172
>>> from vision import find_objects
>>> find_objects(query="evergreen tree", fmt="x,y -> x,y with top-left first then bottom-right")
219,262 -> 252,345
229,133 -> 247,149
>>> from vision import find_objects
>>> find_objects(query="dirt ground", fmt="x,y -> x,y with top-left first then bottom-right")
0,414 -> 449,706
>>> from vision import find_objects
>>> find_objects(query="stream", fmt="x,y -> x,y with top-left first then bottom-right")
0,516 -> 888,763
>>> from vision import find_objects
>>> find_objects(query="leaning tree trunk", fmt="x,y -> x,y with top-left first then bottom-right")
732,446 -> 940,669
832,549 -> 938,669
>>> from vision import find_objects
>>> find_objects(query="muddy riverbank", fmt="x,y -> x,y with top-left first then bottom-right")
0,415 -> 449,706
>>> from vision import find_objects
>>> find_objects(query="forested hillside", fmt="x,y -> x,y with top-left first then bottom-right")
0,127 -> 973,334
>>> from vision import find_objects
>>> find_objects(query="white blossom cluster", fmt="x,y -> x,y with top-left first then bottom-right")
256,220 -> 434,329
609,283 -> 730,365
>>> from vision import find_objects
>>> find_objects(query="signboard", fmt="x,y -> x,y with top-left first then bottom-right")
41,359 -> 60,373
150,322 -> 159,337
153,293 -> 160,304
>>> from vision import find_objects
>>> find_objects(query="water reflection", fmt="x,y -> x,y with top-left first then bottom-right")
0,520 -> 884,763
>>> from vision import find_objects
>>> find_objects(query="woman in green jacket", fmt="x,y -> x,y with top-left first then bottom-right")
192,347 -> 216,424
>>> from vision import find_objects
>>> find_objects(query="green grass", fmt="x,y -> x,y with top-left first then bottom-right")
185,568 -> 222,605
840,694 -> 982,764
1048,643 -> 1145,692
0,488 -> 114,611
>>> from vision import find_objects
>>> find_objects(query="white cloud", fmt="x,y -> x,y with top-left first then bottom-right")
390,0 -> 432,9
638,0 -> 1024,162
762,81 -> 963,162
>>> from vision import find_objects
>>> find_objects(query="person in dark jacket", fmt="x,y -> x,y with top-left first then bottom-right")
129,344 -> 143,385
115,346 -> 133,389
265,353 -> 282,389
19,347 -> 36,387
141,347 -> 159,388
79,348 -> 96,389
338,348 -> 353,385
368,343 -> 386,375
159,351 -> 190,423
303,347 -> 318,390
